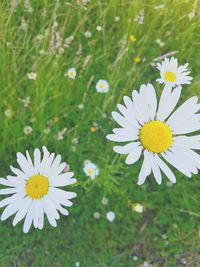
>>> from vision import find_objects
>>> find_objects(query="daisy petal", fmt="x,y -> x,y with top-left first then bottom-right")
125,146 -> 142,165
155,155 -> 176,183
113,142 -> 140,154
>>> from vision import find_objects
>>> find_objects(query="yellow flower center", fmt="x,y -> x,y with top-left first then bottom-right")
100,83 -> 105,89
133,56 -> 141,63
69,71 -> 74,76
164,71 -> 176,82
139,121 -> 173,153
87,169 -> 93,175
25,174 -> 49,199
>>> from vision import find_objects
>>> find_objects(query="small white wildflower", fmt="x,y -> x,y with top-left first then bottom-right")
132,256 -> 138,261
134,9 -> 145,25
106,211 -> 115,222
156,38 -> 165,47
67,68 -> 76,79
55,128 -> 67,141
23,126 -> 32,135
84,31 -> 92,38
71,146 -> 77,152
101,197 -> 108,205
75,262 -> 80,267
96,25 -> 102,31
4,109 -> 13,118
96,80 -> 109,93
78,103 -> 84,109
27,72 -> 37,80
134,203 -> 143,213
93,212 -> 100,219
114,16 -> 120,22
188,10 -> 195,21
162,234 -> 167,240
43,127 -> 50,135
83,161 -> 99,180
19,96 -> 30,108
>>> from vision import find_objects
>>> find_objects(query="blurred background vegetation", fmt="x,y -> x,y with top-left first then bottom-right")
0,0 -> 200,266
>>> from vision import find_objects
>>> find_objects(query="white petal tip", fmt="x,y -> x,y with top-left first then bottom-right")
125,159 -> 132,165
72,178 -> 77,184
137,182 -> 144,186
73,192 -> 77,198
137,179 -> 145,185
106,135 -> 113,141
1,216 -> 6,221
42,146 -> 48,152
12,221 -> 17,227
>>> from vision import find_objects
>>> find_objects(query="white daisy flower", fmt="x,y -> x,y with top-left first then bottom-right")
84,31 -> 92,38
134,203 -> 143,213
156,57 -> 193,88
4,109 -> 13,118
83,161 -> 99,180
75,262 -> 80,267
106,211 -> 115,222
67,68 -> 76,79
101,197 -> 108,205
114,16 -> 120,22
96,25 -> 102,32
106,83 -> 200,185
23,126 -> 33,135
27,72 -> 37,80
96,80 -> 109,93
93,211 -> 100,219
0,146 -> 77,233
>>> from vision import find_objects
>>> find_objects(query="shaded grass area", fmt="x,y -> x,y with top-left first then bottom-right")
0,0 -> 200,266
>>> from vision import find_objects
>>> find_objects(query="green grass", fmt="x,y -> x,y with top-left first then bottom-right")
0,0 -> 200,266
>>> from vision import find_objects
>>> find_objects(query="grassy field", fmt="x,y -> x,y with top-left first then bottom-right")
0,0 -> 200,266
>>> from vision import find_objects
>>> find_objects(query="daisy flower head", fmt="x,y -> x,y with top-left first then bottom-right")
106,83 -> 200,185
106,211 -> 115,222
96,80 -> 109,93
27,72 -> 37,80
23,126 -> 32,135
0,146 -> 77,233
133,203 -> 143,213
83,161 -> 99,180
156,57 -> 193,88
67,68 -> 76,79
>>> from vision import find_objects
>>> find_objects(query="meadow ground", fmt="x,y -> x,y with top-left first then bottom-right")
0,0 -> 200,266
